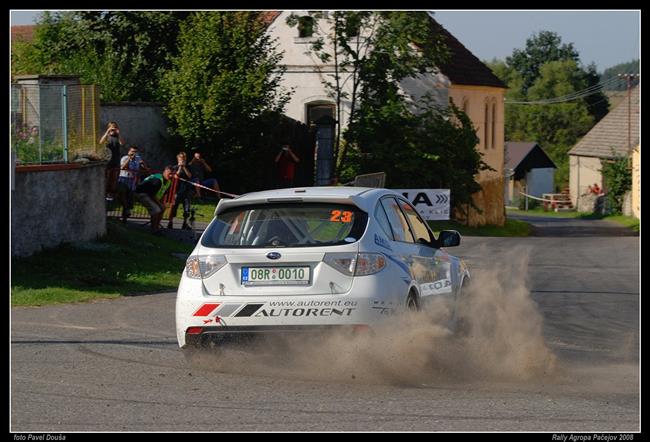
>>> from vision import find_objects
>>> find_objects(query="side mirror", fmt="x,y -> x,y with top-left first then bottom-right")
438,230 -> 461,247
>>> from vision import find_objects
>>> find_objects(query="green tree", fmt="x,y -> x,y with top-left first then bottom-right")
506,30 -> 580,93
287,11 -> 450,179
12,11 -> 190,102
601,156 -> 632,214
505,30 -> 608,124
162,11 -> 291,192
600,59 -> 639,91
507,60 -> 594,186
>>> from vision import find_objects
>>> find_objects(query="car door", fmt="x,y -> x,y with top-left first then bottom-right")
395,198 -> 454,302
378,196 -> 418,289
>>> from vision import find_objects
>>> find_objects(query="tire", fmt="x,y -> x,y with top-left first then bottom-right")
406,291 -> 420,312
451,278 -> 472,337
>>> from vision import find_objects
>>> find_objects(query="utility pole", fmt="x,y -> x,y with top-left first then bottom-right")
618,73 -> 639,154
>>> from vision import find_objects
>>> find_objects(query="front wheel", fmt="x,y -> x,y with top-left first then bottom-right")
450,279 -> 472,337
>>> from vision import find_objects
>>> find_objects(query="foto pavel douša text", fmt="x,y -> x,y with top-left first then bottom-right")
14,435 -> 66,441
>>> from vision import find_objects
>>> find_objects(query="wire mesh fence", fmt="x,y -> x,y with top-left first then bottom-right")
11,83 -> 103,165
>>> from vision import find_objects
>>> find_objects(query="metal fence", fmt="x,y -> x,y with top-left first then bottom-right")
106,168 -> 180,222
11,83 -> 102,165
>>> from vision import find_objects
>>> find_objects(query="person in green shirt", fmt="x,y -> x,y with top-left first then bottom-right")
134,166 -> 173,235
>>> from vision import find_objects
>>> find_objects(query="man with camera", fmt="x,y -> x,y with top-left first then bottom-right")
100,121 -> 125,169
116,145 -> 148,223
274,144 -> 300,188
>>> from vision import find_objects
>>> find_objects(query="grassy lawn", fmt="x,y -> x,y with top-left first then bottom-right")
11,220 -> 193,307
600,214 -> 640,232
428,218 -> 531,237
191,198 -> 219,222
506,207 -> 589,218
507,208 -> 639,232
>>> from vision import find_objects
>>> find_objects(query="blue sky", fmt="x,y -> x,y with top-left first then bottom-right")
10,10 -> 641,72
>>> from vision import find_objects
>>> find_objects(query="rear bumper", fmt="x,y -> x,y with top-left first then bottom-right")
184,324 -> 369,347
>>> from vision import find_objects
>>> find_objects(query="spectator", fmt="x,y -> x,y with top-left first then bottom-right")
189,147 -> 221,199
100,121 -> 125,194
116,145 -> 148,223
27,126 -> 39,145
99,121 -> 125,169
274,144 -> 300,188
134,165 -> 173,235
168,152 -> 194,230
591,183 -> 601,195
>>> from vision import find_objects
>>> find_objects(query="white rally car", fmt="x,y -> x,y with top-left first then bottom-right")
176,186 -> 470,349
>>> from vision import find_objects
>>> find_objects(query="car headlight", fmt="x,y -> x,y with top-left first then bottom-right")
185,255 -> 227,279
323,252 -> 385,276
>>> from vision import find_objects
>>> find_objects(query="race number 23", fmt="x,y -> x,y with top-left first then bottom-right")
330,210 -> 353,223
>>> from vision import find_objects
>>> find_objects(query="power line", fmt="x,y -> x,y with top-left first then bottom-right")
505,76 -> 624,105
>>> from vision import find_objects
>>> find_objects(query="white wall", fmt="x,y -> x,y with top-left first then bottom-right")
569,155 -> 602,206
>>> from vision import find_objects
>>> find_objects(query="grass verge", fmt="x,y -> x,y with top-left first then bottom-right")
11,220 -> 193,307
599,214 -> 640,233
428,218 -> 531,237
506,207 -> 590,218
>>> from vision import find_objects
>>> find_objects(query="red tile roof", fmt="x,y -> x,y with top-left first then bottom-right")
11,25 -> 36,43
428,17 -> 507,89
260,11 -> 281,26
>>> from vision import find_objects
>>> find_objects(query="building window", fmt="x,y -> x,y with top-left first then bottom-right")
484,102 -> 490,150
298,16 -> 315,38
307,103 -> 335,126
491,100 -> 497,149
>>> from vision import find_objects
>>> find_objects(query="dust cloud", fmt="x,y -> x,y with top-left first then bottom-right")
189,246 -> 558,386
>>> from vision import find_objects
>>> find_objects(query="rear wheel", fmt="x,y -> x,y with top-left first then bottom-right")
406,291 -> 420,312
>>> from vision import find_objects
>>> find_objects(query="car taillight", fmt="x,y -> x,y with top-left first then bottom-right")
354,253 -> 386,276
186,327 -> 203,335
185,255 -> 227,279
323,252 -> 385,276
323,252 -> 357,276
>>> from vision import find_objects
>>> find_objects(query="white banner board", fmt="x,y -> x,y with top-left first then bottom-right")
394,189 -> 450,220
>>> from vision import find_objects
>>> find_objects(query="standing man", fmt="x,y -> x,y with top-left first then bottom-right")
116,145 -> 148,223
99,121 -> 126,195
134,166 -> 173,235
189,147 -> 220,199
168,151 -> 195,230
274,144 -> 300,188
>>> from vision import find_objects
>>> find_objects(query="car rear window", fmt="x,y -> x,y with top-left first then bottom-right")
201,203 -> 368,248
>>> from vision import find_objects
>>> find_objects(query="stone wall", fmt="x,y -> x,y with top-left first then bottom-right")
11,162 -> 107,257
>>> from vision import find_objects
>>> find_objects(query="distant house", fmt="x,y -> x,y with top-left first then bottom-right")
11,24 -> 36,43
266,11 -> 507,225
568,86 -> 639,215
504,142 -> 556,207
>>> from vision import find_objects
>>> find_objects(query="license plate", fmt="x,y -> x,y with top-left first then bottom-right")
241,266 -> 310,286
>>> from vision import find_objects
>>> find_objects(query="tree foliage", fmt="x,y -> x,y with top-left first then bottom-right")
162,11 -> 292,192
601,156 -> 632,214
287,11 -> 450,178
12,11 -> 190,101
488,31 -> 611,188
600,59 -> 639,91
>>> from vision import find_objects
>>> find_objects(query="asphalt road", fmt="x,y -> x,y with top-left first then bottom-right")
11,215 -> 639,432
